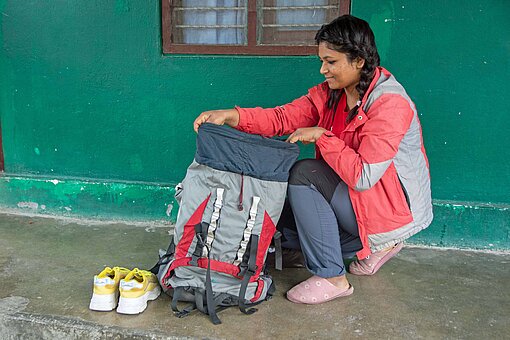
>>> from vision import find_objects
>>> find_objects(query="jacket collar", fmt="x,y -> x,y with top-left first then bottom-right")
357,66 -> 391,115
343,67 -> 391,132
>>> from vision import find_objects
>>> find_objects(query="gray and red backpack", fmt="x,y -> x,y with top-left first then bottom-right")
152,123 -> 299,324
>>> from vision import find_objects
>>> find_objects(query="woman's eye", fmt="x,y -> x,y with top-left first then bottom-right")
328,61 -> 336,65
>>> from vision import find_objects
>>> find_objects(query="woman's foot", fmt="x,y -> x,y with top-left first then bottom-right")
349,242 -> 403,276
326,274 -> 351,291
286,275 -> 353,304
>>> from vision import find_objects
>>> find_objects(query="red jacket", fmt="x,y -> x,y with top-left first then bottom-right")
235,67 -> 433,259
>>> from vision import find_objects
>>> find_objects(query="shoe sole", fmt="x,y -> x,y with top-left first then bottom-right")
350,243 -> 404,275
116,286 -> 161,314
89,292 -> 117,311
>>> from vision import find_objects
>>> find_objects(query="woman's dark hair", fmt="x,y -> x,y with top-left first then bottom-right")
315,15 -> 380,123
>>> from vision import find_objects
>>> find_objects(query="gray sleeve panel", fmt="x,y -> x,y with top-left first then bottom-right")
354,159 -> 393,191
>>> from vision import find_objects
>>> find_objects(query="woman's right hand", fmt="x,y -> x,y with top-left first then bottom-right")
193,109 -> 240,133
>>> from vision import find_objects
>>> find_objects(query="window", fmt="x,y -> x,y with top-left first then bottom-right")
162,0 -> 351,55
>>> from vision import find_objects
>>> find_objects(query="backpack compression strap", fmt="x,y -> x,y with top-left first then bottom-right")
190,222 -> 208,266
238,233 -> 260,315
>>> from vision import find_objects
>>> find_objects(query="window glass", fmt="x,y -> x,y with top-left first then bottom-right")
173,0 -> 248,45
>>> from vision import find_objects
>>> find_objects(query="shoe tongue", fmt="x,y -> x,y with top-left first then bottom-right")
98,268 -> 115,279
132,271 -> 144,282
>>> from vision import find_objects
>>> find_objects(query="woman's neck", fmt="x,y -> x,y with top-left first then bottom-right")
344,86 -> 360,110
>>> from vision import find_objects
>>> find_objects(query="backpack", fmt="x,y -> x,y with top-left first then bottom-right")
152,123 -> 299,324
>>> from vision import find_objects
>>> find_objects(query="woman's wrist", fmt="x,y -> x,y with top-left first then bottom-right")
225,109 -> 240,127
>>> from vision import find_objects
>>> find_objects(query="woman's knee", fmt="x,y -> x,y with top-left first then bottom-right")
289,159 -> 326,186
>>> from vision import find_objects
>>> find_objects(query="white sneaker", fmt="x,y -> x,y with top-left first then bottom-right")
89,266 -> 131,311
116,268 -> 161,314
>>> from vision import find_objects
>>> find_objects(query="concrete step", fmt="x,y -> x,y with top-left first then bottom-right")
0,213 -> 508,339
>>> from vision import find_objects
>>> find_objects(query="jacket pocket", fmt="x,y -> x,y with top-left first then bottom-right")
360,166 -> 413,234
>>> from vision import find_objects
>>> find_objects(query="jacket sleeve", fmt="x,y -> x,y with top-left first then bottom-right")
235,84 -> 326,137
316,94 -> 414,191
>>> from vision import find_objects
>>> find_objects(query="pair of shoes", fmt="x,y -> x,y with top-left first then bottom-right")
286,275 -> 353,304
266,248 -> 306,268
349,242 -> 404,276
89,267 -> 161,314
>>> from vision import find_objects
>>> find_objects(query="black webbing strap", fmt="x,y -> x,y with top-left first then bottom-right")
195,290 -> 230,318
190,222 -> 208,266
203,235 -> 222,325
171,287 -> 197,318
194,289 -> 207,314
238,234 -> 259,315
273,231 -> 283,271
149,235 -> 175,275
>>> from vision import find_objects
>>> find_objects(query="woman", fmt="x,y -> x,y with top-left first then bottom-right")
193,15 -> 433,304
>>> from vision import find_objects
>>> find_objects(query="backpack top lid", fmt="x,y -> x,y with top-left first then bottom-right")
196,123 -> 300,182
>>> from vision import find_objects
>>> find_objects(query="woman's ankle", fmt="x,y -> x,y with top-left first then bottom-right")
325,275 -> 350,290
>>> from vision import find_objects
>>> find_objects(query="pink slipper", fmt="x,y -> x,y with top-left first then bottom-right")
349,242 -> 404,276
286,276 -> 353,304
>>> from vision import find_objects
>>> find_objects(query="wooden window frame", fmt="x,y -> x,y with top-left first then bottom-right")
161,0 -> 351,56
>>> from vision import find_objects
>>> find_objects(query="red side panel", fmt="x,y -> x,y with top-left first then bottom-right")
250,279 -> 265,302
250,212 -> 276,281
174,194 -> 211,259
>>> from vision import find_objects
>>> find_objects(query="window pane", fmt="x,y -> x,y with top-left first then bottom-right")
172,0 -> 248,45
259,0 -> 340,46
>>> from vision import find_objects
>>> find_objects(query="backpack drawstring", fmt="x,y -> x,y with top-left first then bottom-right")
238,174 -> 244,211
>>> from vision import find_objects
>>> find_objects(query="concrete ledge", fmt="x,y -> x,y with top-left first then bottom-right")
0,174 -> 177,221
408,200 -> 510,251
0,214 -> 508,339
0,310 -> 186,340
0,174 -> 509,250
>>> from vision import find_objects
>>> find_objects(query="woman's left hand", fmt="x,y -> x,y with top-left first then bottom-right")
286,127 -> 328,144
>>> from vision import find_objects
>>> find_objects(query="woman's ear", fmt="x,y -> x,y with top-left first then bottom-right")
356,57 -> 365,69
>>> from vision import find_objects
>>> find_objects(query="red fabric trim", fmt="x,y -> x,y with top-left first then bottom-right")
163,195 -> 211,286
198,258 -> 242,278
169,257 -> 242,279
250,212 -> 276,280
250,279 -> 265,302
174,195 -> 211,259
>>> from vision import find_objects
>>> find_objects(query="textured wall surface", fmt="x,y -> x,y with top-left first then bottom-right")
0,0 -> 318,184
0,1 -> 509,248
354,0 -> 510,204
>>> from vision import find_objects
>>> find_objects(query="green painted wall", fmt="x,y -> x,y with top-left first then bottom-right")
0,0 -> 318,184
353,0 -> 510,204
0,1 -> 509,249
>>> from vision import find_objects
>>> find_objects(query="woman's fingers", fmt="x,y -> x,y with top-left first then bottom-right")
193,111 -> 224,132
286,127 -> 326,143
193,109 -> 240,133
193,112 -> 210,132
286,132 -> 299,143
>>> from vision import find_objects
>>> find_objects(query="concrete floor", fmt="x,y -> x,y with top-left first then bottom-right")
0,213 -> 508,339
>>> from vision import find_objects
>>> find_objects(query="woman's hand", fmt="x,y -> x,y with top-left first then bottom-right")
286,127 -> 328,144
193,109 -> 240,133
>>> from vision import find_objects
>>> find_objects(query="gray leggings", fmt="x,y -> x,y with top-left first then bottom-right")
276,159 -> 362,277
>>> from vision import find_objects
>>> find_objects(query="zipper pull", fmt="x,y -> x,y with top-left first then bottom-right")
238,174 -> 244,211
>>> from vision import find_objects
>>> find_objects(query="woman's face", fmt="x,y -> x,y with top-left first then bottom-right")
318,42 -> 364,92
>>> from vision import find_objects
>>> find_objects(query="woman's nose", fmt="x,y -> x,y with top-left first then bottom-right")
320,63 -> 328,75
